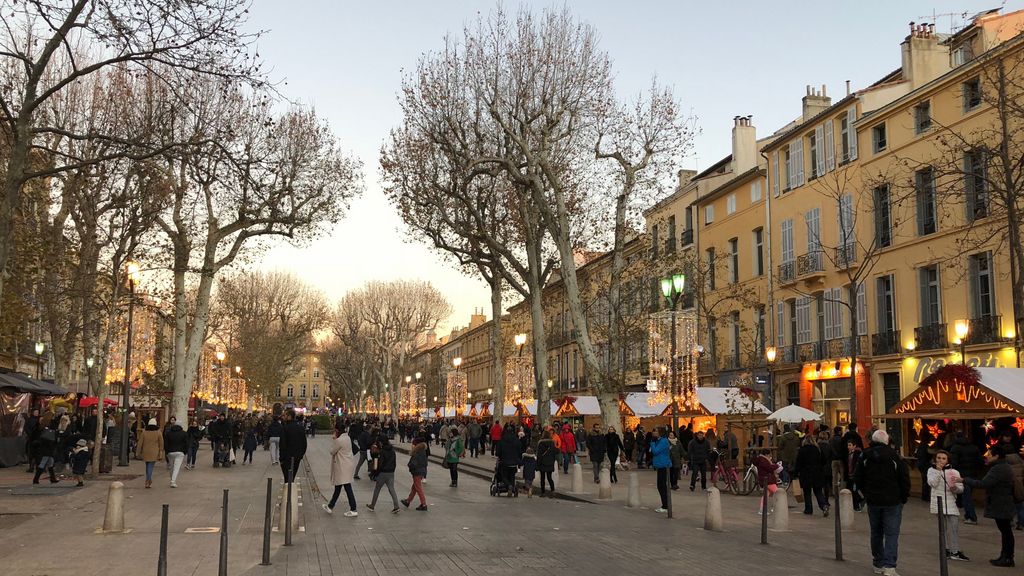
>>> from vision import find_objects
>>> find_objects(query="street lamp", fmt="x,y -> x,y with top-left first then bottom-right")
765,346 -> 778,410
955,319 -> 970,365
118,259 -> 140,467
514,333 -> 527,356
34,341 -> 45,380
85,356 -> 95,395
453,357 -> 462,370
660,273 -> 686,432
215,350 -> 226,408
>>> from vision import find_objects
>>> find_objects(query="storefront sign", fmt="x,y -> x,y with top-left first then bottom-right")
910,352 -> 1005,385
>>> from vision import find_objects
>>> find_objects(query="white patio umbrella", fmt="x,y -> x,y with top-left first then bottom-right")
768,403 -> 823,423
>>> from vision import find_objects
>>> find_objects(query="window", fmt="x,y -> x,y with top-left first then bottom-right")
788,139 -> 804,188
970,252 -> 995,319
841,108 -> 858,162
706,248 -> 716,290
730,311 -> 741,364
914,100 -> 932,133
963,77 -> 982,112
838,194 -> 854,247
876,275 -> 896,333
666,215 -> 676,253
796,297 -> 811,344
824,119 -> 835,172
873,185 -> 892,248
684,207 -> 693,236
805,207 -> 821,253
278,386 -> 283,398
965,149 -> 988,220
776,301 -> 786,350
650,224 -> 659,258
809,129 -> 819,178
312,385 -> 319,398
783,147 -> 792,190
788,299 -> 798,348
771,151 -> 780,196
726,194 -> 736,215
708,317 -> 717,365
704,205 -> 714,225
952,45 -> 972,66
919,264 -> 942,326
752,228 -> 764,276
882,373 -> 903,447
780,218 -> 794,263
823,287 -> 845,341
755,305 -> 766,359
300,384 -> 307,398
287,385 -> 294,397
728,238 -> 738,283
871,123 -> 887,153
815,292 -> 826,343
856,283 -> 867,336
750,180 -> 762,202
915,167 -> 936,236
313,369 -> 320,378
786,382 -> 800,407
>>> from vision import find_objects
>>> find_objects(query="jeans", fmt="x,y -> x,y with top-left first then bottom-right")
145,461 -> 155,482
867,504 -> 903,569
449,462 -> 459,486
592,457 -> 603,482
961,482 -> 977,521
656,467 -> 669,508
406,475 -> 426,506
996,517 -> 1015,559
609,460 -> 618,483
540,470 -> 554,493
354,451 -> 367,477
187,443 -> 199,467
269,438 -> 280,464
328,484 -> 356,511
689,461 -> 707,490
168,452 -> 184,484
942,513 -> 961,553
370,472 -> 399,509
561,452 -> 573,474
468,437 -> 479,457
243,448 -> 254,464
280,456 -> 302,483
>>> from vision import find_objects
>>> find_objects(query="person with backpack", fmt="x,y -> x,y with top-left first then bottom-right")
366,436 -> 400,514
444,425 -> 465,487
965,444 -> 1018,567
854,429 -> 910,576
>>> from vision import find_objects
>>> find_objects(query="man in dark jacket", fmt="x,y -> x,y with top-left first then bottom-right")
586,423 -> 607,483
687,430 -> 710,491
950,431 -> 982,524
267,416 -> 283,465
854,429 -> 910,576
278,409 -> 307,483
354,427 -> 371,480
165,423 -> 188,487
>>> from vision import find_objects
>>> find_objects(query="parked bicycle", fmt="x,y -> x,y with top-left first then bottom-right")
712,454 -> 759,495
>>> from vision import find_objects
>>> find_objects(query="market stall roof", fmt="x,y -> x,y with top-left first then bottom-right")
554,395 -> 602,416
0,371 -> 66,396
884,366 -> 1024,419
624,392 -> 668,417
694,387 -> 771,416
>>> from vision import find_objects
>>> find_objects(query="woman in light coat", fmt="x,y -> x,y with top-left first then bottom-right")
928,449 -> 968,561
323,425 -> 358,517
136,418 -> 164,489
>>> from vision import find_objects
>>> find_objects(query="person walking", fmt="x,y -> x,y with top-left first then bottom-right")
164,421 -> 188,488
136,418 -> 164,489
278,409 -> 307,483
605,426 -> 622,483
30,415 -> 58,485
186,419 -> 203,470
650,427 -> 671,513
668,431 -> 684,490
366,437 -> 400,514
635,426 -> 648,469
489,420 -> 502,456
323,425 -> 358,516
69,439 -> 90,487
854,429 -> 910,576
687,430 -> 710,491
522,447 -> 537,497
928,449 -> 969,561
401,438 -> 429,511
467,420 -> 482,458
795,434 -> 829,517
965,444 -> 1017,567
444,426 -> 465,487
242,427 -> 258,465
586,423 -> 606,484
622,427 -> 635,468
496,426 -> 522,496
558,424 -> 577,474
354,426 -> 371,480
950,431 -> 982,524
266,416 -> 283,465
536,430 -> 559,497
777,424 -> 800,485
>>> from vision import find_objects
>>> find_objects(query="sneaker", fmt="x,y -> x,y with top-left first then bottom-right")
391,508 -> 400,514
170,482 -> 177,488
76,481 -> 84,487
990,557 -> 1015,567
353,475 -> 360,480
343,510 -> 358,517
964,518 -> 978,525
322,504 -> 333,514
416,505 -> 428,511
822,506 -> 829,518
365,504 -> 375,511
654,507 -> 667,513
948,551 -> 970,561
400,499 -> 410,508
881,568 -> 901,576
872,567 -> 884,574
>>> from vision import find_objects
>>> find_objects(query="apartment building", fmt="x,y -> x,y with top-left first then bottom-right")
277,351 -> 327,410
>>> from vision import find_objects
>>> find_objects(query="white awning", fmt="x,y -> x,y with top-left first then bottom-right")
625,392 -> 668,417
696,387 -> 771,415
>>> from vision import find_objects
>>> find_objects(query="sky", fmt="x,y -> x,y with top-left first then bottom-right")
248,0 -> 1012,332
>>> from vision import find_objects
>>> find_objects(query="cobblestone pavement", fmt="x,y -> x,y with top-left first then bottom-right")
0,436 -> 1015,576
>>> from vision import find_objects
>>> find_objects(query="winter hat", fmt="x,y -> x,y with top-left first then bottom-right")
76,439 -> 88,447
871,429 -> 890,445
148,418 -> 157,427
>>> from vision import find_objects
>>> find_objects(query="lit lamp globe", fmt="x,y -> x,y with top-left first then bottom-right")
765,346 -> 777,364
954,319 -> 969,343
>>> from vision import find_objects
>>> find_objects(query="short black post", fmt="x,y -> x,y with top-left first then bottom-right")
219,489 -> 229,576
261,477 -> 272,566
937,496 -> 949,576
157,504 -> 169,576
666,472 -> 673,519
760,486 -> 769,545
285,458 -> 294,546
834,475 -> 843,561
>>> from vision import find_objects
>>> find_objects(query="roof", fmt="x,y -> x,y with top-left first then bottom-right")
696,387 -> 771,415
976,367 -> 1024,410
624,392 -> 669,417
762,94 -> 856,153
567,395 -> 601,415
693,154 -> 732,180
694,166 -> 765,206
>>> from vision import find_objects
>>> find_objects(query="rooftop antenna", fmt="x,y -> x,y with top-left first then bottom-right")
917,9 -> 970,33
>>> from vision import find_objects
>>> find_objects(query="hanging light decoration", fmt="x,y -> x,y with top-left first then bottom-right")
445,357 -> 467,415
504,355 -> 534,408
646,310 -> 698,409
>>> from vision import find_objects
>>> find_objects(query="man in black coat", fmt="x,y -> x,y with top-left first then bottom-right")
278,409 -> 307,483
854,429 -> 910,575
586,423 -> 607,483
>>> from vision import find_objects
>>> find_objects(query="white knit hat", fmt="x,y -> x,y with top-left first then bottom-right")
148,418 -> 157,427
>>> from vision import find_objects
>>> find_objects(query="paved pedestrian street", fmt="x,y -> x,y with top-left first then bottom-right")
0,436 -> 1016,576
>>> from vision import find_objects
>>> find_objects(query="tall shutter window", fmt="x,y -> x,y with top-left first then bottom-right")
772,151 -> 780,197
805,208 -> 821,252
794,139 -> 805,186
824,290 -> 834,340
824,119 -> 835,172
856,283 -> 868,336
777,301 -> 786,348
796,297 -> 811,344
838,194 -> 854,245
787,143 -> 796,188
834,288 -> 846,340
814,125 -> 825,177
781,219 -> 794,263
847,108 -> 858,160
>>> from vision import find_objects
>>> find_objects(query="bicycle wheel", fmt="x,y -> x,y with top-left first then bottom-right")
713,466 -> 730,492
737,468 -> 757,495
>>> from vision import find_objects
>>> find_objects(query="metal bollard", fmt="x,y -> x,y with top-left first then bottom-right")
157,504 -> 168,576
261,477 -> 272,566
285,458 -> 294,547
219,489 -> 228,576
760,487 -> 769,544
833,476 -> 844,561
937,496 -> 949,576
666,471 -> 673,519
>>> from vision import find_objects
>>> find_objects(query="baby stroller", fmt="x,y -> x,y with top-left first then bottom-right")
489,462 -> 518,497
213,440 -> 232,468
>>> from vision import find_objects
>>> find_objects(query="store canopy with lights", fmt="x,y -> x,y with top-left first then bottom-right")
883,366 -> 1024,419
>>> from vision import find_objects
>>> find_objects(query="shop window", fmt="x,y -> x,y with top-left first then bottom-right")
786,382 -> 800,407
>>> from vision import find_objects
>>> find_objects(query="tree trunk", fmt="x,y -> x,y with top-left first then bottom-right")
529,283 -> 550,425
0,113 -> 33,313
606,182 -> 630,393
488,275 -> 506,420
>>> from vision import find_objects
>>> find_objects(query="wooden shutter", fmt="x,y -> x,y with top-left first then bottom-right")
781,219 -> 794,262
794,139 -> 805,186
824,290 -> 834,340
824,119 -> 835,172
856,283 -> 867,336
772,152 -> 780,196
847,108 -> 858,160
815,125 -> 825,176
805,208 -> 821,252
796,297 -> 811,344
777,301 -> 786,347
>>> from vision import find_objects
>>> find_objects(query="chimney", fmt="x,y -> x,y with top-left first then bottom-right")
802,85 -> 831,122
901,22 -> 952,89
677,169 -> 697,188
731,115 -> 756,175
469,308 -> 486,329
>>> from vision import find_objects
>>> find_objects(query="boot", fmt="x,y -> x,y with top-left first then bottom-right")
527,486 -> 533,498
32,467 -> 42,484
48,467 -> 58,483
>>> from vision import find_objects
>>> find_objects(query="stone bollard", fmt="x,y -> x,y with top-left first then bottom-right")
704,487 -> 723,531
771,487 -> 790,531
598,466 -> 612,499
571,462 -> 584,494
626,472 -> 641,508
277,482 -> 300,533
839,489 -> 855,530
99,481 -> 128,533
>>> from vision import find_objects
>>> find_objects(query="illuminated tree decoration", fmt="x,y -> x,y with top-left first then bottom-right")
646,310 -> 698,409
504,355 -> 534,408
445,370 -> 468,415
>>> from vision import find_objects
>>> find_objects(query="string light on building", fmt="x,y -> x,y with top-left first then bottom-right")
445,357 -> 467,415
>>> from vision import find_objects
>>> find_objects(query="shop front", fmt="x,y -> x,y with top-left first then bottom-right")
796,359 -> 871,432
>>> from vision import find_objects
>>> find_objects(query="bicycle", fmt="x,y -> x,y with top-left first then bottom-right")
712,456 -> 761,496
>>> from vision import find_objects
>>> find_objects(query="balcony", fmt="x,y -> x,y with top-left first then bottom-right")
872,330 -> 902,356
778,261 -> 796,285
835,243 -> 858,269
681,229 -> 694,247
546,330 -> 578,349
796,341 -> 825,362
965,315 -> 1002,345
720,355 -> 741,371
680,292 -> 695,309
825,337 -> 852,357
914,323 -> 948,351
797,250 -> 825,280
782,345 -> 797,364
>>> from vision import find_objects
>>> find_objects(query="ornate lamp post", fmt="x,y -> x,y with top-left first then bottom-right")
765,346 -> 777,410
34,341 -> 45,380
660,273 -> 686,432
